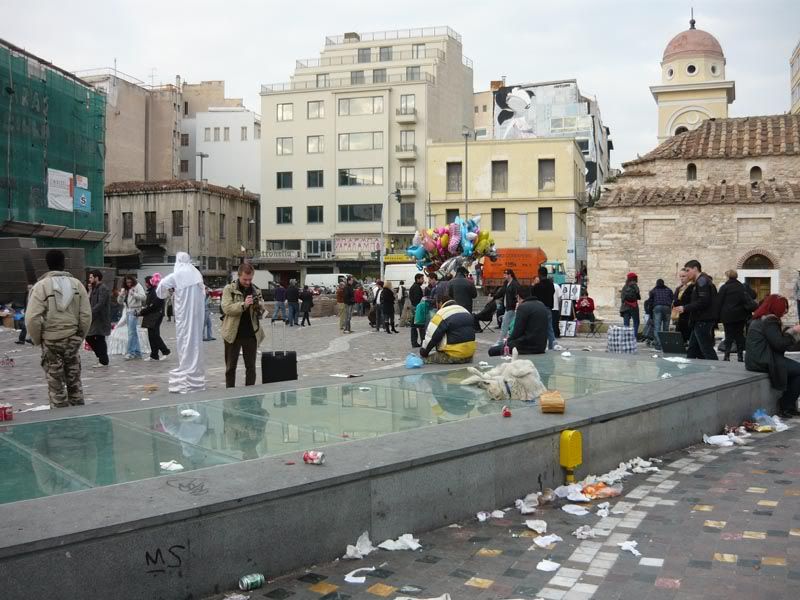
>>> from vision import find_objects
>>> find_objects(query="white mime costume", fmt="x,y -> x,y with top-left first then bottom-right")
157,253 -> 206,393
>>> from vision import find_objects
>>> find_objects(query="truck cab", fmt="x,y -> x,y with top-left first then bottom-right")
540,261 -> 567,285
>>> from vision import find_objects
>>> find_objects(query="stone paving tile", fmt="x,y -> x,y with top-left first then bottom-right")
198,422 -> 800,600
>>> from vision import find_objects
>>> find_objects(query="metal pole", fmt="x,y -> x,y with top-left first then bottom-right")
463,132 -> 469,219
380,195 -> 385,281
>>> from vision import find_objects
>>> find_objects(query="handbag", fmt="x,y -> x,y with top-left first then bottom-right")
606,325 -> 637,354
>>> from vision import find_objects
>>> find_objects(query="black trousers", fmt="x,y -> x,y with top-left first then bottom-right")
722,320 -> 746,358
225,337 -> 257,388
779,357 -> 800,412
551,310 -> 561,338
85,334 -> 109,365
146,317 -> 170,359
301,311 -> 311,326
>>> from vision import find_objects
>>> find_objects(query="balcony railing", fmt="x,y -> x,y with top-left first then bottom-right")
261,72 -> 435,94
396,181 -> 417,190
325,27 -> 461,46
134,232 -> 167,246
396,108 -> 417,116
297,48 -> 445,69
395,144 -> 417,155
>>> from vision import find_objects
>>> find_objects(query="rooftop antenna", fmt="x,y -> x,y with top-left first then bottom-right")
149,67 -> 157,87
689,7 -> 696,29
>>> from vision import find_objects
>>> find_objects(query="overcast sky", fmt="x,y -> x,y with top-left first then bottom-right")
3,0 -> 798,167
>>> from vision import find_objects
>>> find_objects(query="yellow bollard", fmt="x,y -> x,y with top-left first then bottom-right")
560,430 -> 583,483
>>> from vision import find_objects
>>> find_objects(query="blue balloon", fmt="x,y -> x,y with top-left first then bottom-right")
406,245 -> 427,260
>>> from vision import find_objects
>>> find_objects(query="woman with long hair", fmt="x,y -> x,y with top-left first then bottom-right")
139,274 -> 171,361
381,281 -> 398,333
745,294 -> 800,419
119,275 -> 146,360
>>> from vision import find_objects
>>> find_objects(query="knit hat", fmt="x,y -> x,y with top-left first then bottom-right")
626,272 -> 638,281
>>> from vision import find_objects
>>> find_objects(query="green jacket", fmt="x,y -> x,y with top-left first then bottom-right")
25,271 -> 91,344
221,281 -> 265,345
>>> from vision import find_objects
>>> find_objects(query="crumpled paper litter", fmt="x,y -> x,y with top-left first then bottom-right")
344,567 -> 375,583
525,519 -> 548,534
378,533 -> 421,551
344,531 -> 376,559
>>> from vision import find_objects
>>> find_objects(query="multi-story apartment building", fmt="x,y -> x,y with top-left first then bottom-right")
104,180 -> 260,280
259,26 -> 473,281
474,79 -> 612,198
427,138 -> 588,275
791,39 -> 800,115
80,70 -> 182,184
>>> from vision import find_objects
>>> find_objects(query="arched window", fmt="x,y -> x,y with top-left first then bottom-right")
675,126 -> 688,135
750,166 -> 762,181
742,254 -> 774,269
686,163 -> 697,181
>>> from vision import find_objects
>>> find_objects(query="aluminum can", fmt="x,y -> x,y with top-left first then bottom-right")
502,405 -> 512,418
239,573 -> 265,591
303,450 -> 325,465
1,404 -> 11,421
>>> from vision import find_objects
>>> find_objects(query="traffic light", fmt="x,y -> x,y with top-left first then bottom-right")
393,188 -> 401,203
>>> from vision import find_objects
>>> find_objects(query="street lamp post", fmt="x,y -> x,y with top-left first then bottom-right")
462,127 -> 471,219
380,188 -> 402,281
196,152 -> 209,262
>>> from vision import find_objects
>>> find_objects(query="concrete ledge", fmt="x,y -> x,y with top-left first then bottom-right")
0,356 -> 776,600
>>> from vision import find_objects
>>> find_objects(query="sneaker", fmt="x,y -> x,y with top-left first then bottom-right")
91,363 -> 109,369
14,340 -> 24,345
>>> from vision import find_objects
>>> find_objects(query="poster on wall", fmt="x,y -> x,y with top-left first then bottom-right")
75,175 -> 89,189
73,187 -> 91,213
47,169 -> 73,212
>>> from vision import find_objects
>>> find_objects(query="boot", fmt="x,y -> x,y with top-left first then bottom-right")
384,323 -> 391,334
723,352 -> 730,361
392,324 -> 399,333
737,352 -> 744,362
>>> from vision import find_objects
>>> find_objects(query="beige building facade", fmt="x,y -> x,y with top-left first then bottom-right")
81,71 -> 182,184
650,17 -> 735,141
588,114 -> 800,319
427,138 -> 587,274
104,180 -> 260,278
259,27 -> 473,279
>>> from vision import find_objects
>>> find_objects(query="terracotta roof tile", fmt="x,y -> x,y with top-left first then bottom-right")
596,181 -> 800,209
105,180 -> 259,202
623,114 -> 800,167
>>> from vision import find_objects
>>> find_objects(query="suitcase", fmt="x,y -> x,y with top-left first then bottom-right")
659,331 -> 686,354
262,322 -> 298,384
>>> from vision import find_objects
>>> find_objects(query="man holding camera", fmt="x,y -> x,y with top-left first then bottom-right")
221,263 -> 265,388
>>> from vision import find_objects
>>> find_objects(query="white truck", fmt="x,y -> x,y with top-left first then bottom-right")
383,264 -> 424,286
304,273 -> 352,290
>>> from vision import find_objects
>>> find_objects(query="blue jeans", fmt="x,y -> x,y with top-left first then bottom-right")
127,311 -> 142,357
623,308 -> 640,337
499,308 -> 516,342
204,309 -> 214,340
287,302 -> 299,325
272,302 -> 286,321
652,305 -> 671,350
545,309 -> 556,350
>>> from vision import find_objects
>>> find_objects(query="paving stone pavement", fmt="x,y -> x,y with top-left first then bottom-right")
0,311 -> 616,409
203,424 -> 800,600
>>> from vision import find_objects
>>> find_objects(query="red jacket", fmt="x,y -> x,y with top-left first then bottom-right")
576,297 -> 595,313
355,288 -> 364,303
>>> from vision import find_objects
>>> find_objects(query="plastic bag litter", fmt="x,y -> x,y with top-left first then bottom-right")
398,586 -> 425,594
660,373 -> 673,379
596,502 -> 610,518
572,525 -> 597,539
344,567 -> 375,583
344,531 -> 376,559
525,519 -> 548,534
447,524 -> 463,528
490,509 -> 505,518
180,409 -> 200,419
554,483 -> 582,498
378,533 -> 421,551
405,353 -> 424,369
562,504 -> 590,516
754,409 -> 789,432
618,540 -> 642,557
703,434 -> 737,447
663,356 -> 691,363
773,416 -> 789,432
536,559 -> 560,572
539,488 -> 556,504
159,460 -> 184,472
515,493 -> 540,514
531,534 -> 563,548
477,511 -> 491,522
561,351 -> 572,357
567,491 -> 592,503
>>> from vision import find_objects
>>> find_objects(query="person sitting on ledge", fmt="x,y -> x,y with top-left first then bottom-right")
575,289 -> 596,322
420,294 -> 476,364
489,285 -> 549,356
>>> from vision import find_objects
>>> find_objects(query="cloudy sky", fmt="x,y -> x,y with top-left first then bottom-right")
3,0 -> 797,166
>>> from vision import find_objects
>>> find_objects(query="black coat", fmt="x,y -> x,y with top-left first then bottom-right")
343,284 -> 355,305
508,297 -> 550,354
533,278 -> 555,309
300,290 -> 314,312
745,316 -> 800,390
409,282 -> 424,307
717,278 -> 754,324
87,283 -> 111,336
683,273 -> 718,323
286,285 -> 299,303
139,287 -> 165,329
380,287 -> 396,312
447,274 -> 477,313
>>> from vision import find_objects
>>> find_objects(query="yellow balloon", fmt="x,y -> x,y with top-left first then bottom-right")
440,233 -> 449,247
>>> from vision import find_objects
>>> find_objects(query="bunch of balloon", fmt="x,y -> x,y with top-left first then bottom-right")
405,215 -> 496,275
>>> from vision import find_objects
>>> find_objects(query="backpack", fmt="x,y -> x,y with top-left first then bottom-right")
622,283 -> 638,302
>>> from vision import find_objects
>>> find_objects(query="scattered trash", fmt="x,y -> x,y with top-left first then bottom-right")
405,354 -> 424,369
344,567 -> 375,583
447,524 -> 463,529
663,356 -> 691,364
19,405 -> 50,412
378,534 -> 421,551
536,559 -> 560,572
0,403 -> 13,421
501,406 -> 512,418
395,595 -> 451,600
562,504 -> 590,516
477,511 -> 491,522
660,373 -> 673,379
525,519 -> 548,534
330,373 -> 363,378
303,450 -> 326,465
238,573 -> 265,591
582,347 -> 592,352
140,397 -> 150,402
358,386 -> 371,391
596,502 -> 610,518
224,593 -> 250,600
531,534 -> 563,548
143,383 -> 159,393
515,492 -> 540,514
490,509 -> 505,518
478,361 -> 490,368
572,525 -> 597,539
344,531 -> 376,559
753,409 -> 789,432
554,483 -> 581,498
539,488 -> 556,504
159,460 -> 184,472
398,585 -> 425,594
618,540 -> 642,557
561,351 -> 572,357
567,491 -> 591,503
703,434 -> 735,447
180,409 -> 200,419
